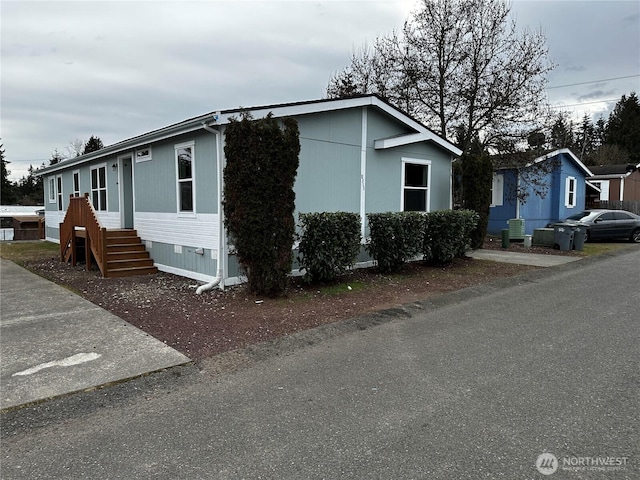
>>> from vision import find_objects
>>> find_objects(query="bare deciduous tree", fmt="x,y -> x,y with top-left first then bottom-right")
327,0 -> 555,154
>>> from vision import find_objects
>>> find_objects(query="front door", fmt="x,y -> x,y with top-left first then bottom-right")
118,156 -> 134,229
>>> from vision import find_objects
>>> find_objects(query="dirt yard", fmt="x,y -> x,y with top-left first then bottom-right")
18,240 -> 571,362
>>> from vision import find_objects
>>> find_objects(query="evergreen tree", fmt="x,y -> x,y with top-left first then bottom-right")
605,92 -> 640,164
17,164 -> 44,205
49,149 -> 65,165
550,113 -> 575,150
575,113 -> 595,161
1,144 -> 18,205
461,138 -> 493,249
223,114 -> 300,296
83,135 -> 104,154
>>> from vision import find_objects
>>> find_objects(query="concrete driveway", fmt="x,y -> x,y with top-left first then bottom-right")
0,259 -> 190,411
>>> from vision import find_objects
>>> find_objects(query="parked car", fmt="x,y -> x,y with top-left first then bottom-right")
550,209 -> 640,243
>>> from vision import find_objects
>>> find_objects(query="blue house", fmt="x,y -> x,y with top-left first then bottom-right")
488,148 -> 593,236
38,95 -> 461,287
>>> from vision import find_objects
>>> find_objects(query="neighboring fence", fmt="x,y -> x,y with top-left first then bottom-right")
600,200 -> 640,215
0,217 -> 45,241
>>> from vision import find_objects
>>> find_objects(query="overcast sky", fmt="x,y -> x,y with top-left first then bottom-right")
1,0 -> 639,182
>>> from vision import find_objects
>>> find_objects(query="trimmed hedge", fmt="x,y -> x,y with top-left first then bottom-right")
423,209 -> 479,264
366,212 -> 425,273
297,212 -> 361,282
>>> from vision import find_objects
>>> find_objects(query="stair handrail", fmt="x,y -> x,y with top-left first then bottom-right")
59,194 -> 108,276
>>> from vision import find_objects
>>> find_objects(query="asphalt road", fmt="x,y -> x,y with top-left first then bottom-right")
2,249 -> 639,479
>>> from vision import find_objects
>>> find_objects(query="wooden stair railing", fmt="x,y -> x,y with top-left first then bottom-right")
59,194 -> 157,278
60,194 -> 108,276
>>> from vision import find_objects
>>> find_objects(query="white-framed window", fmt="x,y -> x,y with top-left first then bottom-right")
565,176 -> 576,208
401,158 -> 431,212
72,170 -> 80,197
490,173 -> 504,207
48,176 -> 56,203
135,147 -> 152,163
175,141 -> 195,214
56,175 -> 63,211
90,164 -> 107,211
598,180 -> 610,201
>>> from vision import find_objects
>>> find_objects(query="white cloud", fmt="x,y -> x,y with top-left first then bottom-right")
1,0 -> 638,183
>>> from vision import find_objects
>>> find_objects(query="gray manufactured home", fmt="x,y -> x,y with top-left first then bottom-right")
39,95 -> 461,287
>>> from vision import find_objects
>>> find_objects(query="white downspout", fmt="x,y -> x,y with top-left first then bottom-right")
515,171 -> 521,219
360,107 -> 367,240
197,120 -> 224,294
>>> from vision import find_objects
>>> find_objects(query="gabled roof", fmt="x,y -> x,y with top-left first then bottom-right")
493,148 -> 593,177
38,94 -> 461,176
532,148 -> 593,177
589,163 -> 640,178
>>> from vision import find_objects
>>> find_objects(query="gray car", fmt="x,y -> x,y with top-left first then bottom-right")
557,209 -> 640,243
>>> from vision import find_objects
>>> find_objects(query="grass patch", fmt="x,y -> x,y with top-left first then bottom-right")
581,241 -> 636,257
0,240 -> 59,264
318,280 -> 367,295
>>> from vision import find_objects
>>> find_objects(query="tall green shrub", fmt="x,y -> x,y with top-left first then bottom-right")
366,212 -> 425,273
423,210 -> 479,264
461,139 -> 493,249
223,113 -> 300,296
297,212 -> 361,282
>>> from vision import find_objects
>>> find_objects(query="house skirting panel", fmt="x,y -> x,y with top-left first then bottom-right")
134,212 -> 218,250
145,241 -> 218,282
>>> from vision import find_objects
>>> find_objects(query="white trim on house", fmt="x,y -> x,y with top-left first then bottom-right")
175,140 -> 196,216
401,158 -> 432,212
134,211 -> 218,250
533,148 -> 593,177
56,175 -> 63,211
491,173 -> 504,207
359,107 -> 368,239
90,163 -> 108,212
135,147 -> 152,163
48,176 -> 56,203
155,264 -> 218,283
72,170 -> 80,197
565,176 -> 577,208
37,95 -> 461,178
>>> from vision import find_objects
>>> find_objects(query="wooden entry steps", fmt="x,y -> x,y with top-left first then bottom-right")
60,195 -> 157,278
104,229 -> 158,277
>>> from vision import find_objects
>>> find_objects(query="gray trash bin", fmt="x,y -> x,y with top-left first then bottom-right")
553,224 -> 574,251
572,225 -> 586,251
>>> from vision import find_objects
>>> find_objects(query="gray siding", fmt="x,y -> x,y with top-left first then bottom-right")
147,241 -> 218,280
134,132 -> 219,215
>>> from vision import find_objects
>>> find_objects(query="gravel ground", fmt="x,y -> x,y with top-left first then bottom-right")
22,239 -> 573,362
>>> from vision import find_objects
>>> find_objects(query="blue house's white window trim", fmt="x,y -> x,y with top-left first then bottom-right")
565,176 -> 577,208
135,147 -> 152,163
490,173 -> 504,207
90,164 -> 108,211
175,140 -> 196,216
401,158 -> 431,212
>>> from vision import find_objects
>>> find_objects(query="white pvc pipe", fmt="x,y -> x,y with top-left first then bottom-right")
196,276 -> 221,295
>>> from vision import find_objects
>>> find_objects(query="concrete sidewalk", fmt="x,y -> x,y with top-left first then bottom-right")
467,249 -> 582,267
0,259 -> 190,411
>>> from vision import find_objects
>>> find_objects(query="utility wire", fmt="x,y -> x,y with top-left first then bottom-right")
549,98 -> 619,108
547,74 -> 640,90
